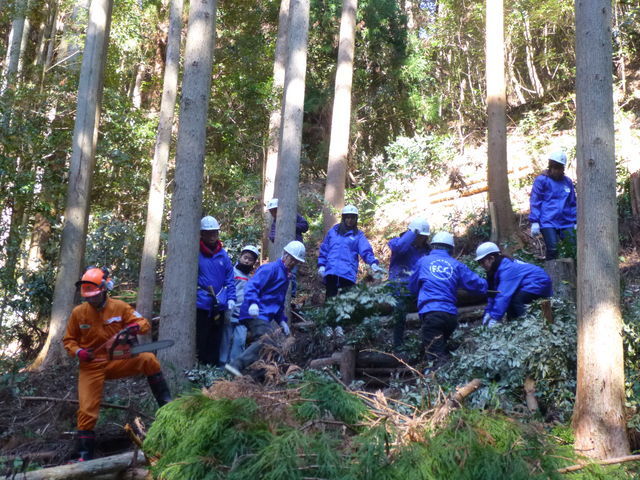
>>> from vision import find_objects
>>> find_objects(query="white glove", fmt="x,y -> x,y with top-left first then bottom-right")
317,266 -> 326,278
227,299 -> 236,311
530,222 -> 540,236
248,303 -> 259,318
371,263 -> 385,274
482,313 -> 491,326
279,321 -> 291,336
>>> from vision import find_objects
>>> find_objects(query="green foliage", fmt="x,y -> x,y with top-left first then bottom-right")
295,371 -> 368,424
437,299 -> 578,421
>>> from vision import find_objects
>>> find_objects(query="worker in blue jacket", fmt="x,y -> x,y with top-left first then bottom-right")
408,232 -> 487,366
224,241 -> 305,377
318,205 -> 385,298
475,242 -> 553,326
267,197 -> 308,297
529,151 -> 577,259
196,216 -> 236,366
388,217 -> 431,349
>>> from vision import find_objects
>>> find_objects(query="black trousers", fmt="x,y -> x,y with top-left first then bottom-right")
420,311 -> 458,364
196,308 -> 223,366
325,275 -> 355,298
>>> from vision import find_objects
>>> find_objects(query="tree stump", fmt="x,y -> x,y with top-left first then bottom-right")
544,258 -> 576,302
340,346 -> 357,385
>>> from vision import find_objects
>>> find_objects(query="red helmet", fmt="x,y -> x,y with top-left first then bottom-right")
75,267 -> 109,297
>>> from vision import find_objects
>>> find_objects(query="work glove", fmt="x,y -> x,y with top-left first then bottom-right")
123,323 -> 140,335
248,303 -> 260,318
482,313 -> 498,328
530,222 -> 541,236
279,321 -> 291,336
77,348 -> 94,363
227,299 -> 236,311
317,266 -> 326,278
370,263 -> 386,276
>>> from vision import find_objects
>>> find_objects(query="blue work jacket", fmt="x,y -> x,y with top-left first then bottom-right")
388,230 -> 429,286
529,173 -> 577,229
196,248 -> 236,313
486,257 -> 553,320
269,214 -> 309,243
318,225 -> 378,283
409,249 -> 487,315
239,259 -> 290,324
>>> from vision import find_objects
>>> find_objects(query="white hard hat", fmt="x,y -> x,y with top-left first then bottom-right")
475,242 -> 501,261
431,232 -> 454,247
200,216 -> 220,230
548,151 -> 567,166
241,245 -> 260,258
267,198 -> 279,210
283,240 -> 306,263
342,205 -> 358,215
408,217 -> 430,236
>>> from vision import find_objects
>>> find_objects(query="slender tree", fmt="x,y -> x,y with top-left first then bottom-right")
572,0 -> 629,459
263,0 -> 290,260
136,0 -> 183,324
30,0 -> 115,370
0,0 -> 28,94
322,0 -> 357,234
158,0 -> 218,374
485,0 -> 518,244
273,0 -> 310,257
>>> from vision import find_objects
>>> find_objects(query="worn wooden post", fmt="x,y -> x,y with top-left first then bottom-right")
340,345 -> 356,385
543,258 -> 576,302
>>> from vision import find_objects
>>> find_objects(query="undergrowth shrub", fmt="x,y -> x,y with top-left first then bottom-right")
436,299 -> 578,420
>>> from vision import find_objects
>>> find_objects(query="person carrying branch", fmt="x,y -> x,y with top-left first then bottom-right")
63,267 -> 172,461
224,241 -> 305,377
317,205 -> 385,299
408,233 -> 487,369
196,215 -> 236,366
529,150 -> 577,259
475,242 -> 553,326
388,217 -> 431,350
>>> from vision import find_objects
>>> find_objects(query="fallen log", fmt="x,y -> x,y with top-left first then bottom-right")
308,351 -> 343,369
356,351 -> 402,368
557,454 -> 640,474
21,451 -> 144,479
430,378 -> 483,427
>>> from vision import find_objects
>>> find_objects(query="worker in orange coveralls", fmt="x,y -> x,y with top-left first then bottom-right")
63,267 -> 172,461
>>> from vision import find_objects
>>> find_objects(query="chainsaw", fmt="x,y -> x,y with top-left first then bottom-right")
94,328 -> 175,361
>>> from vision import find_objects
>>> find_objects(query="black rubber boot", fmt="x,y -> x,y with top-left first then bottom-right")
76,430 -> 95,461
147,372 -> 172,407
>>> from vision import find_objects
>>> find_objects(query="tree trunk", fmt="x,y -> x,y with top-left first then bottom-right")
136,0 -> 183,324
485,0 -> 518,245
263,0 -> 290,261
573,0 -> 629,460
1,0 -> 28,94
158,0 -> 217,375
29,0 -> 114,371
521,13 -> 544,97
322,0 -> 357,234
272,0 -> 309,258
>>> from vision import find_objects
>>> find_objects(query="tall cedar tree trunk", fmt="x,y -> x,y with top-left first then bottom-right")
572,0 -> 630,459
30,0 -> 114,370
263,0 -> 290,261
322,0 -> 357,235
158,0 -> 217,375
136,0 -> 183,325
485,0 -> 517,244
272,0 -> 310,257
1,0 -> 27,94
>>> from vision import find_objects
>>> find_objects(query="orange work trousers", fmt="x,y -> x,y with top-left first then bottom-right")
77,352 -> 161,430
